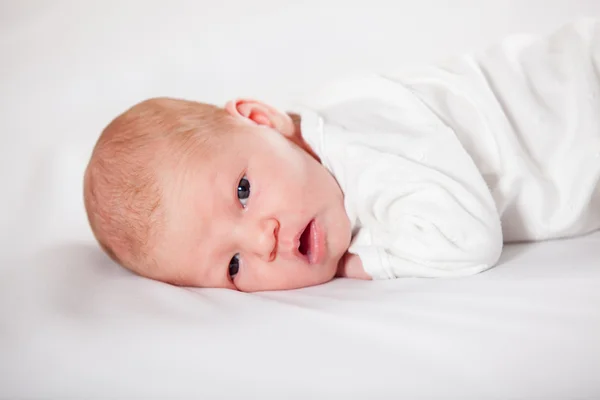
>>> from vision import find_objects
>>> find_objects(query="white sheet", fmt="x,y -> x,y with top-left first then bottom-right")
1,1 -> 600,398
1,233 -> 599,398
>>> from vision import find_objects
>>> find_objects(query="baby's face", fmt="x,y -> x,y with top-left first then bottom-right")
157,122 -> 352,291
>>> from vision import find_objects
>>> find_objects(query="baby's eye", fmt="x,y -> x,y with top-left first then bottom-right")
237,175 -> 250,207
229,254 -> 240,279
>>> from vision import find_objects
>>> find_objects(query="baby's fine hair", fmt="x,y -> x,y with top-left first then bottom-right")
84,97 -> 234,279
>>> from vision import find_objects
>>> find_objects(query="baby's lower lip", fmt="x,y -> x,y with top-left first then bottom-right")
296,218 -> 324,265
306,219 -> 324,265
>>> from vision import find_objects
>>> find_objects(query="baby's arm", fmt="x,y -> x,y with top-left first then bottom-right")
323,18 -> 600,280
310,75 -> 504,280
347,141 -> 503,280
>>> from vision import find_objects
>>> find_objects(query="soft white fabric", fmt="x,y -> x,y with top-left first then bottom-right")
2,233 -> 600,399
298,19 -> 600,280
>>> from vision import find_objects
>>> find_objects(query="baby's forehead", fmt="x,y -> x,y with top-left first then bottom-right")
158,122 -> 257,217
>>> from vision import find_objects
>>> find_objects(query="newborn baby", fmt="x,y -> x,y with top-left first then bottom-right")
84,19 -> 600,291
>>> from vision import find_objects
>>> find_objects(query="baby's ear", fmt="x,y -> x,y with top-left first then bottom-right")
225,99 -> 296,137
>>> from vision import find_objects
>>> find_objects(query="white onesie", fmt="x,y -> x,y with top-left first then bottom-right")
297,19 -> 600,280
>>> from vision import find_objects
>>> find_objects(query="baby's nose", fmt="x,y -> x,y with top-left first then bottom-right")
246,218 -> 279,261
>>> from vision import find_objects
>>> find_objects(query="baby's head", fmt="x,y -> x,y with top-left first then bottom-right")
84,97 -> 351,291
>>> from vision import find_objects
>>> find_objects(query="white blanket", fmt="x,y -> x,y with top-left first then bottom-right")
1,233 -> 599,398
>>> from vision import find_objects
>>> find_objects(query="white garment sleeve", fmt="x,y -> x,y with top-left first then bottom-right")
307,18 -> 600,279
347,138 -> 503,280
303,72 -> 504,280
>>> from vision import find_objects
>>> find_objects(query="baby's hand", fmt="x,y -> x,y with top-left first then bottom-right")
336,253 -> 371,280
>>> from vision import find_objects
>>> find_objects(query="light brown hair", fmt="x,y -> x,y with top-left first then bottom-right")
84,97 -> 234,279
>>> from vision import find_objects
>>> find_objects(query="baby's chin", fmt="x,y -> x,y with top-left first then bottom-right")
302,253 -> 344,288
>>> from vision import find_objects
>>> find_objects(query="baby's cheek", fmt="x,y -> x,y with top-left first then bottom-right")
277,148 -> 312,184
274,263 -> 324,290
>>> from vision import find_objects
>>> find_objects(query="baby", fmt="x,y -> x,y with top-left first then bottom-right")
84,19 -> 600,292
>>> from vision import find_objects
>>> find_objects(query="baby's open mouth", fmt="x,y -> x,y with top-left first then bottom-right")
298,220 -> 313,259
296,219 -> 323,265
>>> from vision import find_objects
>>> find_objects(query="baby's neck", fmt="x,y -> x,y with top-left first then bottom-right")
288,112 -> 302,135
286,112 -> 321,163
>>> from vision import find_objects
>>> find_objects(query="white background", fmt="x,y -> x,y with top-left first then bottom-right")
0,0 -> 599,257
1,0 -> 599,259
